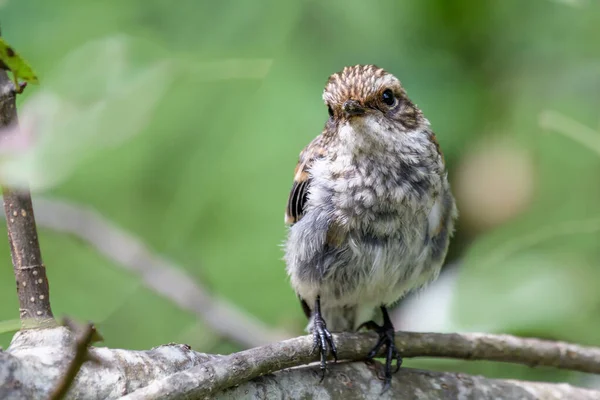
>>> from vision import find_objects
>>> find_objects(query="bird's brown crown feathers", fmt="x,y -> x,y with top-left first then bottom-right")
323,64 -> 406,110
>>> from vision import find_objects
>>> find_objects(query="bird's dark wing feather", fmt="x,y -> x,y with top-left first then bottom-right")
286,136 -> 328,319
285,136 -> 326,225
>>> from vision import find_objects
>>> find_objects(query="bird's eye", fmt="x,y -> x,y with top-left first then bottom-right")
328,106 -> 334,118
381,89 -> 396,106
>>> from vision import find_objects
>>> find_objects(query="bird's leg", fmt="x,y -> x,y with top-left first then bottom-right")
311,295 -> 337,381
357,306 -> 402,393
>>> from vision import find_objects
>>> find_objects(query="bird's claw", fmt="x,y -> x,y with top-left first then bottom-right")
366,323 -> 402,393
312,314 -> 337,381
360,307 -> 403,394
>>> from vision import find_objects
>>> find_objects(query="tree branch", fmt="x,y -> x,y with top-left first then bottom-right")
3,327 -> 216,399
122,330 -> 600,399
0,66 -> 54,328
211,365 -> 600,400
2,327 -> 600,399
13,197 -> 290,347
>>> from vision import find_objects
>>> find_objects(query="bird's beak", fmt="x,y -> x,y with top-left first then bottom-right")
343,100 -> 365,117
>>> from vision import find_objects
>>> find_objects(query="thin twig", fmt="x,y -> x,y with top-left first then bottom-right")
48,319 -> 98,400
0,61 -> 54,328
19,197 -> 289,347
121,330 -> 600,399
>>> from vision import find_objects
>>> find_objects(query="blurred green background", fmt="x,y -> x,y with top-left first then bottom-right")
1,0 -> 600,388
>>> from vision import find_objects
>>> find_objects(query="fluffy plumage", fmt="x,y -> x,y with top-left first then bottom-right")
283,64 -> 457,389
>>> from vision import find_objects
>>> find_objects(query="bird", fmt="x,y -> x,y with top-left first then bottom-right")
283,64 -> 457,392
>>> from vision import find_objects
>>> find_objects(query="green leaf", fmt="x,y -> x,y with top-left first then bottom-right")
0,37 -> 39,87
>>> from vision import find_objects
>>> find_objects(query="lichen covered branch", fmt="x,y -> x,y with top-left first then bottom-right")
3,327 -> 600,400
214,365 -> 600,400
4,327 -> 217,399
122,330 -> 600,399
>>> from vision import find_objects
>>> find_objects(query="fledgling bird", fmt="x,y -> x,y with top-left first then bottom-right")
284,64 -> 457,391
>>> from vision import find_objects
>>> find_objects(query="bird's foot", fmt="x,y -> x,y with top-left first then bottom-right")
358,307 -> 402,394
311,312 -> 337,381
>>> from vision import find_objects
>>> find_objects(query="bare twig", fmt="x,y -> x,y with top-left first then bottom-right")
21,197 -> 289,347
121,331 -> 600,399
48,319 -> 98,400
0,63 -> 54,328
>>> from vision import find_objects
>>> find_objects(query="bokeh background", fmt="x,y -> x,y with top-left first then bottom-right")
1,0 -> 600,388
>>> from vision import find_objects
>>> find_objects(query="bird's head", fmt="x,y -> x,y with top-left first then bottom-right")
322,65 -> 427,140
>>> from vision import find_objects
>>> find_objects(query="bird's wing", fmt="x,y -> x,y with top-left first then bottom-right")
285,135 -> 328,320
285,135 -> 326,225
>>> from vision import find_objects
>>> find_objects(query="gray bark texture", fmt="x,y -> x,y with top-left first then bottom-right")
214,366 -> 599,400
1,327 -> 599,400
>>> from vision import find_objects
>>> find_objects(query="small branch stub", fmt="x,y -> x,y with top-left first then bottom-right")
48,319 -> 102,400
